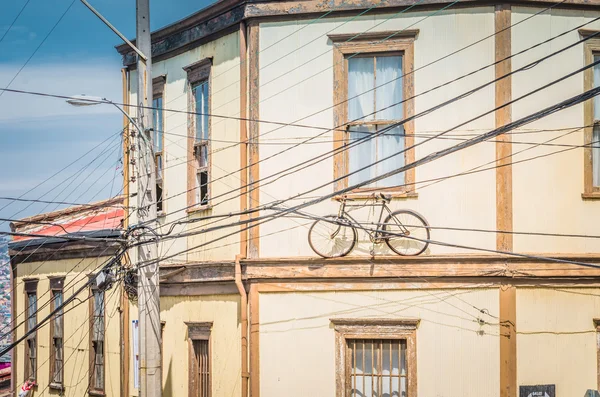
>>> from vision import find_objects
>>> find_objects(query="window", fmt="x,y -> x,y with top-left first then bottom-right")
153,76 -> 166,213
582,31 -> 600,198
24,279 -> 38,382
90,286 -> 105,394
49,277 -> 64,389
186,322 -> 212,397
184,58 -> 212,209
595,319 -> 600,390
331,31 -> 417,196
331,318 -> 418,397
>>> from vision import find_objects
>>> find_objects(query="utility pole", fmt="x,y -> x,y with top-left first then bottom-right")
135,1 -> 162,397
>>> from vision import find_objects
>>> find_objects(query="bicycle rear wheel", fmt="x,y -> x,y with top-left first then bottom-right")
383,210 -> 430,256
308,215 -> 357,258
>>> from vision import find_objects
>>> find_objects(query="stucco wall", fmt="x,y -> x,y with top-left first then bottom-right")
128,294 -> 241,397
257,8 -> 497,258
259,288 -> 500,396
129,30 -> 242,264
516,287 -> 600,395
511,6 -> 600,253
14,257 -> 122,397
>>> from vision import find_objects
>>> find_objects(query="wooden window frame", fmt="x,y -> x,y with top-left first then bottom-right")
184,58 -> 213,212
89,284 -> 105,396
331,318 -> 419,397
49,277 -> 65,390
582,30 -> 600,199
331,30 -> 418,199
594,318 -> 600,390
24,279 -> 38,382
153,75 -> 166,215
186,322 -> 212,397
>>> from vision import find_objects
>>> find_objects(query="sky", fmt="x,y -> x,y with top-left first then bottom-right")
0,0 -> 214,232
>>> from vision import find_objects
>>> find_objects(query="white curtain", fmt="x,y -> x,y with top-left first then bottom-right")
376,55 -> 403,120
348,57 -> 374,120
594,56 -> 600,120
376,126 -> 405,187
349,125 -> 375,186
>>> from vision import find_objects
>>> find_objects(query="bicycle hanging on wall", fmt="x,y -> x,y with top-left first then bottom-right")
307,192 -> 430,258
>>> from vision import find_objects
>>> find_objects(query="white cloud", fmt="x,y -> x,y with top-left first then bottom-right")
0,59 -> 123,122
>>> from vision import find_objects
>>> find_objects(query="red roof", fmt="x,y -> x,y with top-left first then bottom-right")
10,197 -> 124,242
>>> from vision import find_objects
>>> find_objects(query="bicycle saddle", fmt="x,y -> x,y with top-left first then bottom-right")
378,192 -> 392,203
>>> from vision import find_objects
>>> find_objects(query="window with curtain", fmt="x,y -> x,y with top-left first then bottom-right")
593,55 -> 600,188
24,280 -> 38,381
347,54 -> 405,189
50,277 -> 64,388
192,80 -> 210,206
90,287 -> 105,393
153,90 -> 165,213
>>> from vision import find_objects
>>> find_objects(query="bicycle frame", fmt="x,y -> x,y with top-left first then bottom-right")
336,198 -> 409,242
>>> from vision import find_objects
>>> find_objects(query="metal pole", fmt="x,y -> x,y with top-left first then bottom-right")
135,1 -> 161,397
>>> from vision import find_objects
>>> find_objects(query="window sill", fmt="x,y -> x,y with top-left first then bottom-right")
187,204 -> 213,214
582,192 -> 600,200
49,383 -> 64,392
88,390 -> 106,397
334,192 -> 418,201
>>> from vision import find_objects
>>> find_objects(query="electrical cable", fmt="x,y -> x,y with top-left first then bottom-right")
0,0 -> 33,44
0,0 -> 77,98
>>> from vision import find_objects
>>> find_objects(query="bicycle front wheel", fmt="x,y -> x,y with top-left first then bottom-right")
383,210 -> 430,256
308,215 -> 357,258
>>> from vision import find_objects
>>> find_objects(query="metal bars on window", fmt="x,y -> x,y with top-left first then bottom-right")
192,340 -> 210,397
348,339 -> 407,397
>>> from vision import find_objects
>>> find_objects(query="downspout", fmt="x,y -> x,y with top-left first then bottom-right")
235,255 -> 248,397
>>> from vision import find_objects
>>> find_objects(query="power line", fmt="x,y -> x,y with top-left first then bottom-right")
0,0 -> 33,43
0,0 -> 77,98
132,77 -> 600,269
148,27 -> 600,231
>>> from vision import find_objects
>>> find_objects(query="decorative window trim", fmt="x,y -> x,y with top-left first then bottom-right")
581,31 -> 600,199
186,322 -> 212,397
331,31 -> 417,199
331,318 -> 419,397
23,279 -> 38,382
153,75 -> 166,215
89,284 -> 105,396
49,276 -> 65,390
184,58 -> 213,212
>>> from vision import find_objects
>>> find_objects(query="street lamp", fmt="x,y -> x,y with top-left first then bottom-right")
65,94 -> 148,143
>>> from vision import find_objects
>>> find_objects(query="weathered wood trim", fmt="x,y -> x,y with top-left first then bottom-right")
240,21 -> 249,258
119,5 -> 245,66
10,244 -> 122,265
499,284 -> 516,397
248,22 -> 260,259
332,37 -> 415,194
582,37 -> 600,196
89,284 -> 106,395
160,282 -> 239,296
249,283 -> 260,397
495,7 -> 516,397
332,318 -> 418,397
186,322 -> 213,397
328,29 -> 419,43
152,75 -> 166,97
183,58 -> 213,83
495,4 -> 513,253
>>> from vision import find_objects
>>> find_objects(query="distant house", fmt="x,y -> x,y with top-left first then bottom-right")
8,197 -> 124,397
